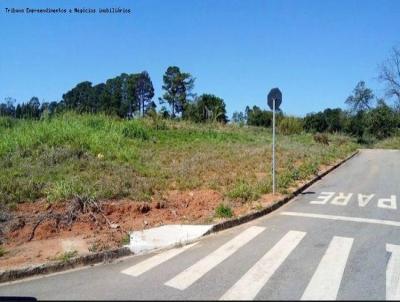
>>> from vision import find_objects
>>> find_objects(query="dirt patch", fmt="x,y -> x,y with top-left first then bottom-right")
0,189 -> 224,271
0,153 -> 351,272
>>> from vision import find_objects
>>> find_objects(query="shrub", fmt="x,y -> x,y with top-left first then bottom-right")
367,100 -> 398,139
227,181 -> 259,202
303,112 -> 328,133
215,203 -> 233,218
121,233 -> 130,245
313,133 -> 329,145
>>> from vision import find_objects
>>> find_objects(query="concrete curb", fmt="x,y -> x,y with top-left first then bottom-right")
0,150 -> 359,284
0,247 -> 132,284
204,150 -> 360,235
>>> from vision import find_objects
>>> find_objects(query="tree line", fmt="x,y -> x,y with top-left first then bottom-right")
231,46 -> 400,141
0,66 -> 228,123
1,46 -> 400,140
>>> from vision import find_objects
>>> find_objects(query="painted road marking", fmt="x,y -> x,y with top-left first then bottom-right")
301,236 -> 353,300
164,226 -> 265,290
358,193 -> 375,207
386,244 -> 400,300
310,192 -> 335,205
281,212 -> 400,227
331,193 -> 353,206
121,243 -> 197,277
310,192 -> 397,210
220,231 -> 306,300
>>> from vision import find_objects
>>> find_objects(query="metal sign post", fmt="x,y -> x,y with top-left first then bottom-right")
267,88 -> 282,195
272,97 -> 276,194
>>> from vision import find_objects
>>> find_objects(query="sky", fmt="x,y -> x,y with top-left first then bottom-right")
0,0 -> 399,117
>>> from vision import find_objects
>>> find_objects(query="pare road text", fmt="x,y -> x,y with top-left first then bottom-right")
310,192 -> 398,209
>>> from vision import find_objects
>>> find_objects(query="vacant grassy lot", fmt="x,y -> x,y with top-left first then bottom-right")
0,113 -> 358,207
374,135 -> 400,149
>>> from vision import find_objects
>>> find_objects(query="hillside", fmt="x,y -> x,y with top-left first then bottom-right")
0,113 -> 358,269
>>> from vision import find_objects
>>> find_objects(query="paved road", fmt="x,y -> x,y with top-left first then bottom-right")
1,149 -> 400,300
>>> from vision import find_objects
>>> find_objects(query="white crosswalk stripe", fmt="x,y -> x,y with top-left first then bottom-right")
121,243 -> 197,277
119,227 -> 396,300
386,244 -> 400,300
301,236 -> 354,300
164,226 -> 265,290
220,230 -> 306,300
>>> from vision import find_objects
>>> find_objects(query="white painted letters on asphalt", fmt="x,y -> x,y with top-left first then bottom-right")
310,192 -> 335,204
378,195 -> 397,210
164,226 -> 265,290
358,193 -> 375,207
301,236 -> 353,300
310,192 -> 397,210
331,192 -> 353,206
220,231 -> 306,300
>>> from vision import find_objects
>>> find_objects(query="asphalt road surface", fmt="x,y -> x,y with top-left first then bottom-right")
1,149 -> 400,300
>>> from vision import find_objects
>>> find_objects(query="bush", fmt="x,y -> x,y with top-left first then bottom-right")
367,100 -> 398,139
227,181 -> 259,202
246,106 -> 275,127
278,116 -> 303,135
313,133 -> 329,145
215,203 -> 233,218
303,112 -> 327,133
122,122 -> 149,140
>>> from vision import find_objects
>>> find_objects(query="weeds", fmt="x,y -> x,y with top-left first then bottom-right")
122,122 -> 150,140
0,113 -> 359,206
54,250 -> 78,262
121,233 -> 130,245
227,181 -> 260,202
215,203 -> 233,218
0,246 -> 7,257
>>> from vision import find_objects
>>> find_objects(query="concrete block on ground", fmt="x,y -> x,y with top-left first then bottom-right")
127,224 -> 213,254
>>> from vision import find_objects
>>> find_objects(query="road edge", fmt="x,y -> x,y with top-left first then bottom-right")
204,149 -> 360,235
0,150 -> 359,284
0,247 -> 132,284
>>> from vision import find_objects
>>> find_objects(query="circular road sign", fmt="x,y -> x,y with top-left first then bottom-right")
267,88 -> 282,110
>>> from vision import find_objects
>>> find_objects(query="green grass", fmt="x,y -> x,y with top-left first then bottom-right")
215,203 -> 233,218
0,113 -> 359,206
121,233 -> 130,245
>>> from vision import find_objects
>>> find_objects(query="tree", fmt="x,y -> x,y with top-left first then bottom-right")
0,97 -> 16,117
379,46 -> 400,106
184,94 -> 228,123
367,99 -> 398,139
62,81 -> 94,113
232,111 -> 246,124
246,105 -> 274,127
345,81 -> 374,113
135,71 -> 155,117
28,97 -> 41,118
323,108 -> 345,132
346,110 -> 366,139
159,66 -> 195,117
303,112 -> 328,133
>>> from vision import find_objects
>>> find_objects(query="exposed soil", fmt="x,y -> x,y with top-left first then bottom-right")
0,158 -> 344,272
1,189 -> 261,271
